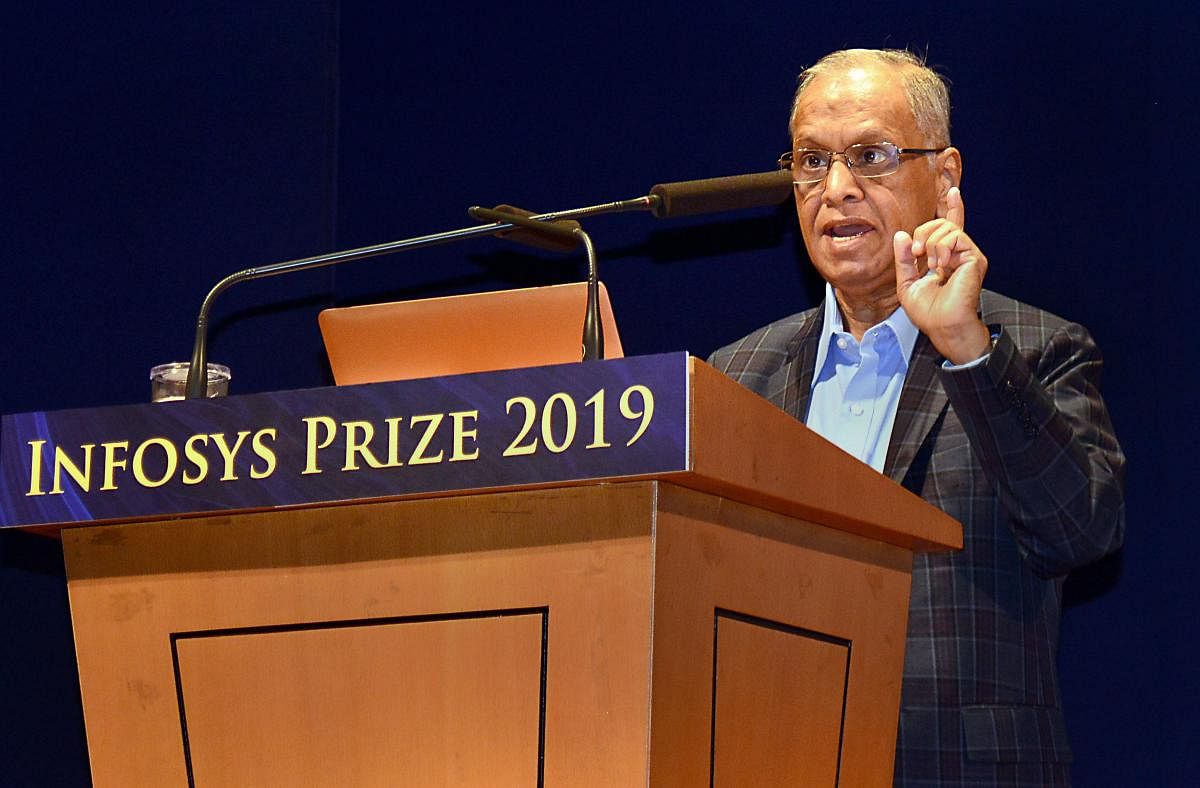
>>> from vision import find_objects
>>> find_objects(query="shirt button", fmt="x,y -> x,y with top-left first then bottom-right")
836,337 -> 849,350
850,403 -> 864,416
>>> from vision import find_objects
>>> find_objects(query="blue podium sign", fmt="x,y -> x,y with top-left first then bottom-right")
0,354 -> 690,529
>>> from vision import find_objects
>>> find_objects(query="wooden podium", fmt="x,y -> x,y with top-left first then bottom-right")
12,357 -> 960,786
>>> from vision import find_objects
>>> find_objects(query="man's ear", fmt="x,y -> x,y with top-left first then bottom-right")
935,147 -> 963,216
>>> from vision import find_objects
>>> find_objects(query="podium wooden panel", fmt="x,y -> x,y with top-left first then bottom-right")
51,358 -> 961,786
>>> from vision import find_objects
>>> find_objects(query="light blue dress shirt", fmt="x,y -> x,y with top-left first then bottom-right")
805,283 -> 920,472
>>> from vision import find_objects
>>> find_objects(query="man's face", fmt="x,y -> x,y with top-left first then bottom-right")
789,64 -> 957,302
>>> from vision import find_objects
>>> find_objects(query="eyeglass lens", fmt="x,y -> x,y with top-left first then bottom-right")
791,143 -> 900,183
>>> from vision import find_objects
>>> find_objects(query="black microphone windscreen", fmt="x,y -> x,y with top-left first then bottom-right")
647,170 -> 793,219
471,205 -> 582,253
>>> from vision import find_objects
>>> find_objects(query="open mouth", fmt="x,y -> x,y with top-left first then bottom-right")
825,223 -> 873,239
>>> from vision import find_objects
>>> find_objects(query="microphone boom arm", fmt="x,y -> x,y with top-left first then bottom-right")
184,207 -> 638,398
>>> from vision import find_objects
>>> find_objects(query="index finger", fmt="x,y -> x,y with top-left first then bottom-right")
938,186 -> 965,228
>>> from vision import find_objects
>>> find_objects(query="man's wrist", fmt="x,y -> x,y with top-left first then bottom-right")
934,320 -> 993,365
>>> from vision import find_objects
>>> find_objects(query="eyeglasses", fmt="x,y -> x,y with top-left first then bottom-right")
777,142 -> 946,186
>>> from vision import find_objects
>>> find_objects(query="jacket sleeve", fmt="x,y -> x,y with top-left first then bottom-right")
938,324 -> 1126,577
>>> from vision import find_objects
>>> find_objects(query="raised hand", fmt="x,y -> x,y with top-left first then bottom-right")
893,187 -> 992,364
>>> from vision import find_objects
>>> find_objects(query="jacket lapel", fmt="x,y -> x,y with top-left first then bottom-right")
883,333 -> 950,484
764,304 -> 823,421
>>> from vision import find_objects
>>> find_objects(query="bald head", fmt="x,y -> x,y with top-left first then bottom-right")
791,49 -> 951,148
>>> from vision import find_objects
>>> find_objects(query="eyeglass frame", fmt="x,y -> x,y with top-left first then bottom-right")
777,142 -> 948,186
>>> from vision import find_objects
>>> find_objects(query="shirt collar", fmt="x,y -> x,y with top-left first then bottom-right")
810,281 -> 921,385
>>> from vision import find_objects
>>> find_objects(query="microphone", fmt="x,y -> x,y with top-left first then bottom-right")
647,170 -> 793,219
512,170 -> 793,224
467,205 -> 581,252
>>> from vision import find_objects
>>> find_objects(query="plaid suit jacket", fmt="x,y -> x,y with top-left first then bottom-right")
708,289 -> 1126,787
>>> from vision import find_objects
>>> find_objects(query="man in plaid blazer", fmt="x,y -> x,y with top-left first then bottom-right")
708,50 -> 1125,786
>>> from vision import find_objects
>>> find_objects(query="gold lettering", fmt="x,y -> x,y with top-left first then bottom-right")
584,389 -> 611,449
541,392 -> 577,453
250,429 -> 277,479
132,438 -> 178,488
343,421 -> 386,471
407,413 -> 445,465
25,440 -> 46,496
385,417 -> 405,467
183,434 -> 209,485
302,416 -> 337,475
449,410 -> 480,462
620,385 -> 655,445
211,431 -> 251,481
503,396 -> 539,456
51,444 -> 95,494
101,441 -> 130,490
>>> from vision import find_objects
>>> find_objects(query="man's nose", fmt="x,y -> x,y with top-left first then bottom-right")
822,156 -> 862,204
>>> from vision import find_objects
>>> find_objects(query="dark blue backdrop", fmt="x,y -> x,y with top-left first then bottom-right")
3,2 -> 1194,784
